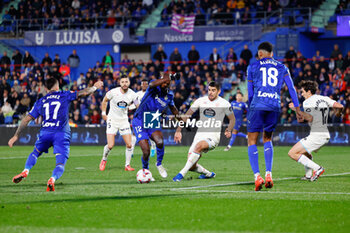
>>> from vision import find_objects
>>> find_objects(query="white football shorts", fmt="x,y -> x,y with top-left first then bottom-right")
299,133 -> 329,153
106,118 -> 131,136
188,134 -> 219,154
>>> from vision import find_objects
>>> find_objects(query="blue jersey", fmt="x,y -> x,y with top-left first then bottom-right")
231,101 -> 247,121
134,85 -> 174,120
29,91 -> 77,133
247,57 -> 298,112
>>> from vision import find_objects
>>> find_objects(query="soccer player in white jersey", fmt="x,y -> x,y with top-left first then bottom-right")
288,80 -> 344,181
173,81 -> 236,181
129,79 -> 157,158
99,75 -> 139,171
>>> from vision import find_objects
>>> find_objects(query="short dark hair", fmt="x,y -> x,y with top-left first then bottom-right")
258,42 -> 273,53
300,80 -> 318,94
141,79 -> 148,83
45,78 -> 59,90
120,75 -> 129,80
208,81 -> 220,90
236,92 -> 243,97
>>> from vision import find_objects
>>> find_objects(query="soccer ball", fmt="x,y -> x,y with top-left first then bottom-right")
136,169 -> 153,183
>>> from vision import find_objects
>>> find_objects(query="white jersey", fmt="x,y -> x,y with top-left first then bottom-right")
303,94 -> 336,137
129,90 -> 146,110
190,96 -> 233,141
105,87 -> 137,121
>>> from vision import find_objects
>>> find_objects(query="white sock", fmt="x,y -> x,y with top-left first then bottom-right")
254,173 -> 260,180
125,147 -> 133,167
193,164 -> 211,176
180,152 -> 200,177
265,171 -> 271,176
304,154 -> 313,178
305,166 -> 313,178
23,169 -> 29,175
298,155 -> 320,171
131,135 -> 137,149
50,177 -> 56,182
103,145 -> 111,161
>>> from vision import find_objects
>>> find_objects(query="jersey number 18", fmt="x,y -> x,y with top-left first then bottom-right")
260,67 -> 278,87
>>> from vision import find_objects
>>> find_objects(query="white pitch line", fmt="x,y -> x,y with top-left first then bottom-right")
171,172 -> 350,191
177,190 -> 350,195
0,153 -> 101,160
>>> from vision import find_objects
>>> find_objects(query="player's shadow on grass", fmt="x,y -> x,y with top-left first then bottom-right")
10,193 -> 191,205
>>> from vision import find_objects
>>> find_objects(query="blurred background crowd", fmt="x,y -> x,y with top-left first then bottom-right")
0,42 -> 349,125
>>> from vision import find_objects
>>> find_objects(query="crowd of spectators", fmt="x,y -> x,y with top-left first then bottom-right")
159,0 -> 323,26
0,43 -> 350,126
2,0 -> 158,34
1,0 -> 337,33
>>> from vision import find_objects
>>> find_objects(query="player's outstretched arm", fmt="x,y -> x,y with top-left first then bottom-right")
8,115 -> 34,147
77,80 -> 103,98
333,102 -> 344,117
225,113 -> 236,138
284,74 -> 303,121
149,73 -> 180,88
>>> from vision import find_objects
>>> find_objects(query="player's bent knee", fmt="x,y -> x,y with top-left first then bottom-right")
189,163 -> 197,171
126,143 -> 132,149
155,139 -> 164,148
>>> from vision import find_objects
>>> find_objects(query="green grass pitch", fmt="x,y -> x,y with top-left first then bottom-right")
0,145 -> 349,233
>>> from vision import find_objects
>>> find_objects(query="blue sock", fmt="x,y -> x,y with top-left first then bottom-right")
52,154 -> 68,180
264,141 -> 273,172
156,145 -> 164,166
237,132 -> 247,138
24,151 -> 40,170
228,134 -> 237,146
248,144 -> 259,174
141,156 -> 149,169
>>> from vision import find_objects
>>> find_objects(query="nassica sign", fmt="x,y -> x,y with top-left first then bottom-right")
146,25 -> 262,43
337,16 -> 350,36
24,29 -> 133,46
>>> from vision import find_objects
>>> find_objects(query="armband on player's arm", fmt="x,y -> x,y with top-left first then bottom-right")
284,74 -> 299,108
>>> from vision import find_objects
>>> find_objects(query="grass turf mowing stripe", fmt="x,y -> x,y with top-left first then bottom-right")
177,190 -> 350,195
171,172 -> 350,191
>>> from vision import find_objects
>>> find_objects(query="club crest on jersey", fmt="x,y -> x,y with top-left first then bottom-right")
117,101 -> 128,108
203,108 -> 216,118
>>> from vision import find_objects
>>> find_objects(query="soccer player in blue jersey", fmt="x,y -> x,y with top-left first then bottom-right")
224,92 -> 248,151
8,78 -> 103,191
247,42 -> 303,191
132,73 -> 181,179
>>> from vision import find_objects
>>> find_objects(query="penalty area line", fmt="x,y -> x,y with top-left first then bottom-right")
170,172 -> 350,191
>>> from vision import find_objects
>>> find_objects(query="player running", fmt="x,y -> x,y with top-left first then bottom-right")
224,92 -> 248,151
132,73 -> 181,179
129,79 -> 157,158
9,78 -> 103,191
173,81 -> 236,181
288,80 -> 344,181
99,75 -> 139,171
247,42 -> 303,191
